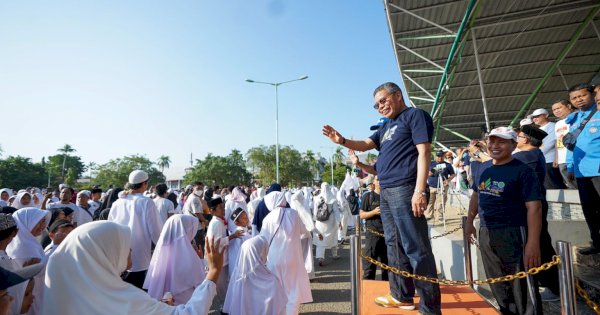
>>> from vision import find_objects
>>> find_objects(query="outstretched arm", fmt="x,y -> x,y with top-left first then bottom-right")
322,125 -> 376,152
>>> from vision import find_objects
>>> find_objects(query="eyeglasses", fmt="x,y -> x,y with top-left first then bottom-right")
373,91 -> 397,110
517,135 -> 528,140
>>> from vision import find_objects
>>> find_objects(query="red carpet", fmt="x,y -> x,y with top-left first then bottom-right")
360,280 -> 499,314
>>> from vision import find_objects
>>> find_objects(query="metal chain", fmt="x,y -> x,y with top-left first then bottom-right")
576,280 -> 600,314
361,253 -> 561,286
431,224 -> 463,240
365,224 -> 463,240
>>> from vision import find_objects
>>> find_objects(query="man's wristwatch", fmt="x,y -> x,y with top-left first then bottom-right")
341,137 -> 346,145
414,188 -> 427,196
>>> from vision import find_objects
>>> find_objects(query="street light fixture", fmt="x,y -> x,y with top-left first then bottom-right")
245,75 -> 309,183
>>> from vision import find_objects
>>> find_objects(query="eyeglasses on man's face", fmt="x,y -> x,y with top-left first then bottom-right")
373,91 -> 398,110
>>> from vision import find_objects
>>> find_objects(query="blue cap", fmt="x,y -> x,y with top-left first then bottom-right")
369,117 -> 389,130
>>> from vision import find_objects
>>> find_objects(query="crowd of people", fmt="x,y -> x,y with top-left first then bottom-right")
0,166 -> 370,315
1,80 -> 598,315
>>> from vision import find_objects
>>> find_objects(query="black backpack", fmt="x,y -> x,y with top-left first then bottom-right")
315,197 -> 333,222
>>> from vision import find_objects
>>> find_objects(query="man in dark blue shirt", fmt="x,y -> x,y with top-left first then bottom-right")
514,125 -> 560,301
425,150 -> 455,222
322,82 -> 440,313
465,127 -> 543,315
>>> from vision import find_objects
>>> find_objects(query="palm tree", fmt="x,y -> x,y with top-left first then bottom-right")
304,150 -> 317,182
87,162 -> 98,179
157,155 -> 171,172
57,144 -> 76,179
366,152 -> 378,165
333,146 -> 346,166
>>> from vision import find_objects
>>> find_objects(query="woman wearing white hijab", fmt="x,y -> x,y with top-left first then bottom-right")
290,191 -> 322,280
143,215 -> 206,305
222,235 -> 287,315
224,187 -> 247,220
43,221 -> 226,315
260,191 -> 312,315
11,192 -> 34,210
335,188 -> 352,244
7,207 -> 50,315
246,187 -> 265,224
313,183 -> 340,266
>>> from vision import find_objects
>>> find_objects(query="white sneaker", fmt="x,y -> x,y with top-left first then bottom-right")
539,287 -> 560,302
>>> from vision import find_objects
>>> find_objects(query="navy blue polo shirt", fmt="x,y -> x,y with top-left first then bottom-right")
369,108 -> 434,188
472,159 -> 543,228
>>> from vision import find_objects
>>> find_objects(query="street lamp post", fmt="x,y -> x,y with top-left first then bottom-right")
246,75 -> 308,183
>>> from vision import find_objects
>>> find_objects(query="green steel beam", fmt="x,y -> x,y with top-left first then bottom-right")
397,34 -> 456,41
509,7 -> 600,127
403,69 -> 444,73
440,126 -> 472,141
430,0 -> 479,118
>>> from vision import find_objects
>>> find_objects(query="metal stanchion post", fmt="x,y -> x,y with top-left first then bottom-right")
462,216 -> 473,288
350,235 -> 361,315
556,241 -> 577,315
354,215 -> 361,238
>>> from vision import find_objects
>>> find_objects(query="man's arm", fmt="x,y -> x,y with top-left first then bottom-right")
465,192 -> 479,241
524,200 -> 542,269
322,125 -> 377,152
349,149 -> 377,175
411,143 -> 431,217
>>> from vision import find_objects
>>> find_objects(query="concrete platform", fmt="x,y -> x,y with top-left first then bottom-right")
360,280 -> 498,314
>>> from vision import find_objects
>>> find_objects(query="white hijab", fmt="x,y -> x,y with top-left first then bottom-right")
318,183 -> 336,204
230,187 -> 246,203
222,235 -> 287,315
44,221 -> 188,315
0,188 -> 14,200
290,191 -> 315,235
12,191 -> 34,210
143,215 -> 205,302
6,207 -> 50,261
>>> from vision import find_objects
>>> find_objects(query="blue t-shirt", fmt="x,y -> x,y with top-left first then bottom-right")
462,152 -> 470,166
427,161 -> 455,187
369,108 -> 434,188
472,159 -> 543,229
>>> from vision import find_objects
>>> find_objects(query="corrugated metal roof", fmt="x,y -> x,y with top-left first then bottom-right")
385,0 -> 600,146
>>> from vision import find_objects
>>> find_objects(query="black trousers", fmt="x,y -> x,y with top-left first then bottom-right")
544,163 -> 566,189
576,176 -> 600,248
122,270 -> 147,289
479,226 -> 542,315
363,233 -> 388,281
535,200 -> 559,294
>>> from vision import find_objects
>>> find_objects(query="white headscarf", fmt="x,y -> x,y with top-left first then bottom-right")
143,215 -> 205,303
264,191 -> 287,213
318,183 -> 336,204
6,207 -> 50,260
222,235 -> 287,315
44,221 -> 196,315
230,187 -> 246,203
0,188 -> 14,200
12,191 -> 34,210
290,191 -> 316,236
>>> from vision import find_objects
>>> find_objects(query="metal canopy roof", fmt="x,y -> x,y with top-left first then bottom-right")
384,0 -> 600,146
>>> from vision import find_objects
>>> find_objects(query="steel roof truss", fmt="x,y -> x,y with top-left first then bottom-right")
395,42 -> 445,70
388,3 -> 456,35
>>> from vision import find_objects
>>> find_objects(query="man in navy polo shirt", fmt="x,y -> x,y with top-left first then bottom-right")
322,82 -> 440,314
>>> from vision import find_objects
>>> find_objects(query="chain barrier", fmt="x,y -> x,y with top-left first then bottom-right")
576,280 -> 600,314
365,224 -> 463,240
361,253 -> 561,286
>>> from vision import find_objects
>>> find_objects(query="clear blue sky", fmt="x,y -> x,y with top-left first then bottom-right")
0,1 -> 405,179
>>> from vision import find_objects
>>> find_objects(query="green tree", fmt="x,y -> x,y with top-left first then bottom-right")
321,163 -> 348,187
333,146 -> 346,167
45,154 -> 86,187
366,152 -> 378,164
0,156 -> 47,189
57,144 -> 76,179
156,155 -> 171,172
246,145 -> 311,186
303,150 -> 318,182
87,162 -> 98,179
93,155 -> 165,189
183,150 -> 252,187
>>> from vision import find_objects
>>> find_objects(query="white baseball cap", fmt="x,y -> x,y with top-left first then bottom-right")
519,118 -> 533,126
488,127 -> 517,141
128,170 -> 149,185
531,108 -> 549,117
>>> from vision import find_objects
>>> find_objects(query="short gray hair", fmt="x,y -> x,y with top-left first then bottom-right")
373,82 -> 402,97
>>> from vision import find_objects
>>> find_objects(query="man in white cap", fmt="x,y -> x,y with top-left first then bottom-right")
531,108 -> 566,189
108,170 -> 163,289
466,126 -> 543,314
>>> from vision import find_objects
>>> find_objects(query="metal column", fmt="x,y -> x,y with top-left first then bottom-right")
470,29 -> 491,133
350,235 -> 362,315
556,241 -> 577,315
462,216 -> 474,288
